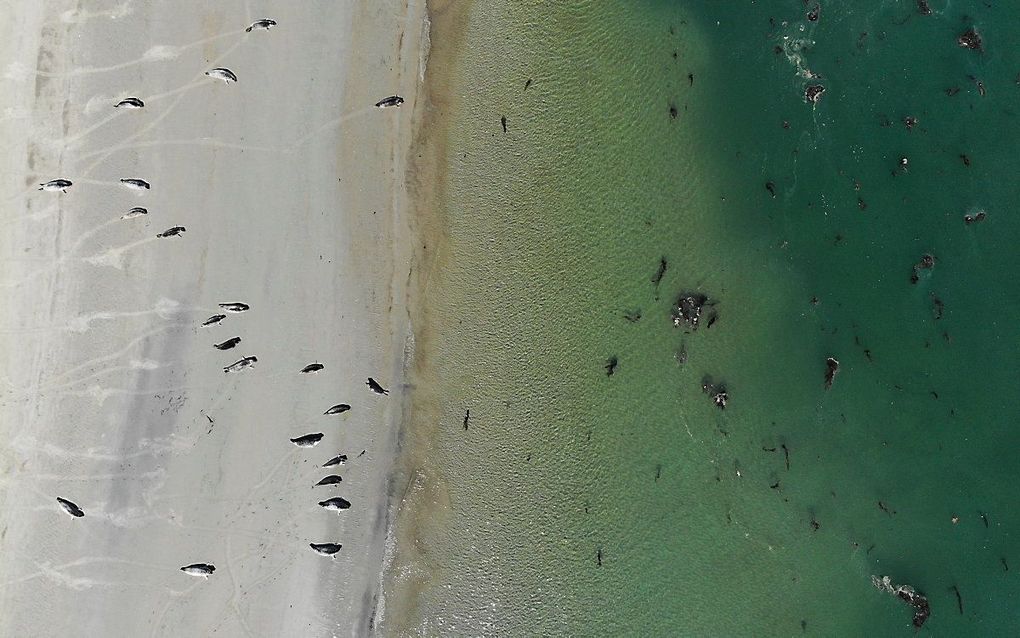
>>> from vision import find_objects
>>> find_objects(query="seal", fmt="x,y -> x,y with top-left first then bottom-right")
180,563 -> 216,578
246,19 -> 277,32
223,355 -> 257,373
218,302 -> 250,313
824,357 -> 839,389
317,497 -> 352,512
206,67 -> 239,84
121,207 -> 148,219
322,454 -> 347,467
56,496 -> 85,518
300,363 -> 324,374
201,314 -> 226,327
309,543 -> 342,557
374,95 -> 403,108
38,179 -> 72,192
120,178 -> 150,190
213,336 -> 241,350
314,475 -> 343,487
156,226 -> 185,238
366,377 -> 389,395
290,433 -> 324,447
114,97 -> 144,109
323,403 -> 351,415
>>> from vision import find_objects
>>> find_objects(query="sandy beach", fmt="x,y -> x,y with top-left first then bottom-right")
0,1 -> 426,635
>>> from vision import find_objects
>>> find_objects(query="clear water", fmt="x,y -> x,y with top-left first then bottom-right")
393,1 -> 1020,634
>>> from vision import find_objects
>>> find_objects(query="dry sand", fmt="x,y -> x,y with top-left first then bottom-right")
0,0 -> 427,635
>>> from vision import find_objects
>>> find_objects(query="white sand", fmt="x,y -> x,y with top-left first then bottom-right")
0,1 -> 426,635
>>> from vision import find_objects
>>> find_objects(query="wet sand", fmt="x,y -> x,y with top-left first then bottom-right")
0,1 -> 426,636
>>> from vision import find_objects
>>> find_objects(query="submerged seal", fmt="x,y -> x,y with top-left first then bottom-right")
156,226 -> 185,238
309,543 -> 342,557
180,563 -> 216,578
205,67 -> 238,83
317,497 -> 352,512
114,97 -> 144,109
213,336 -> 241,350
120,178 -> 150,190
246,19 -> 277,32
56,497 -> 85,518
218,302 -> 249,313
323,403 -> 351,415
224,355 -> 257,371
824,357 -> 839,389
38,179 -> 72,192
374,95 -> 403,108
290,433 -> 324,448
300,363 -> 324,374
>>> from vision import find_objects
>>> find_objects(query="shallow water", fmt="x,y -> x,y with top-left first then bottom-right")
399,0 -> 1020,634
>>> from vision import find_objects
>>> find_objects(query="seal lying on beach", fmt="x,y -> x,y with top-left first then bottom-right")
301,363 -> 324,374
366,377 -> 389,395
180,563 -> 216,578
322,454 -> 347,467
375,95 -> 403,108
201,314 -> 226,327
246,19 -> 277,32
318,497 -> 352,512
120,178 -> 150,190
223,356 -> 257,373
121,207 -> 147,219
56,497 -> 84,518
38,179 -> 72,192
114,97 -> 144,109
218,302 -> 249,313
291,433 -> 324,447
314,475 -> 343,487
156,226 -> 185,238
324,403 -> 351,415
205,67 -> 238,83
309,543 -> 342,557
213,337 -> 241,350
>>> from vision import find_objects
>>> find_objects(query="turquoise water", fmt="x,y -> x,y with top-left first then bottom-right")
397,1 -> 1020,635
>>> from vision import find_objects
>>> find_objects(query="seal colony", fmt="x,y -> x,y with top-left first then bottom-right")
0,0 -> 423,634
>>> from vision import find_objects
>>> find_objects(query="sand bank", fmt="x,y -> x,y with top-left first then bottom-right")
0,1 -> 426,635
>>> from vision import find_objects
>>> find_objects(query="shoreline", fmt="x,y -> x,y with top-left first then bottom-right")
0,2 -> 427,636
377,0 -> 475,632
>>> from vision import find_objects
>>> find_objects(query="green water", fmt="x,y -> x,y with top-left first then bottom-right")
404,1 -> 1020,635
